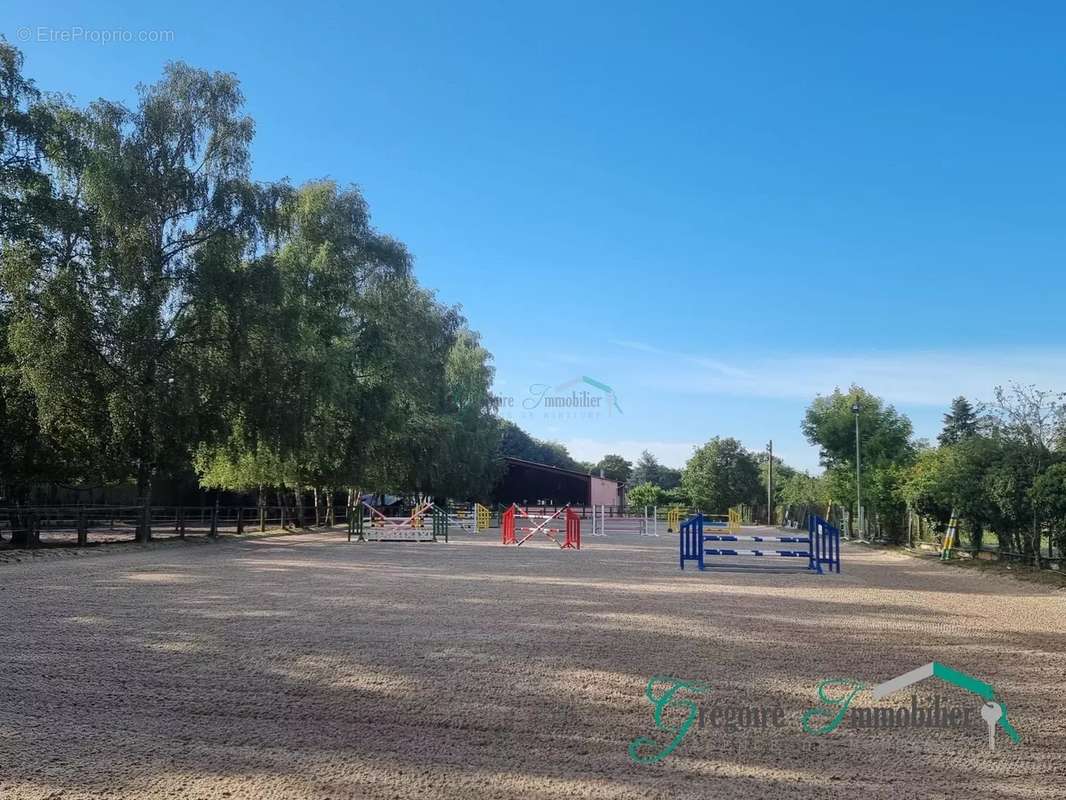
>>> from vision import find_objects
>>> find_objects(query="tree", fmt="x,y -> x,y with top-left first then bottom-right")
756,450 -> 796,510
3,61 -> 256,536
497,419 -> 582,470
777,470 -> 826,523
938,396 -> 980,446
195,180 -> 420,519
434,330 -> 502,500
681,437 -> 761,512
0,43 -> 54,504
631,450 -> 681,489
626,482 -> 665,510
1031,463 -> 1066,561
802,386 -> 913,469
802,386 -> 914,540
984,383 -> 1065,561
595,454 -> 632,483
900,447 -> 955,527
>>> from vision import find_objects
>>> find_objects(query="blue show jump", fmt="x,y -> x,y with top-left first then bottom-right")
679,514 -> 841,574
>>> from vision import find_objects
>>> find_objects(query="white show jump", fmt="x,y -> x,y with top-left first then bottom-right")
590,505 -> 659,537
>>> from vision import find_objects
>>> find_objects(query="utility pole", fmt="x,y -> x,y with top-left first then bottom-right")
767,439 -> 773,526
852,401 -> 862,538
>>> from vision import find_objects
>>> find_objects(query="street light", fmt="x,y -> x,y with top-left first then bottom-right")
851,401 -> 862,538
766,439 -> 773,526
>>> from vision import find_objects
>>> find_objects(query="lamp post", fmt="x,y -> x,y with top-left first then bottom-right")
851,401 -> 862,538
766,439 -> 773,526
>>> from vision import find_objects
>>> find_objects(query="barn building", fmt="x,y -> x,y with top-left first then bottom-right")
493,457 -> 624,507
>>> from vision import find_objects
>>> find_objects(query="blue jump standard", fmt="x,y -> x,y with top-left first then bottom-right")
679,514 -> 841,574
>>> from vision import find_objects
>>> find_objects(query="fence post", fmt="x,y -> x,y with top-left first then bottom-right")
347,505 -> 364,542
210,505 -> 218,538
236,506 -> 245,535
77,508 -> 87,546
433,506 -> 449,543
178,506 -> 186,538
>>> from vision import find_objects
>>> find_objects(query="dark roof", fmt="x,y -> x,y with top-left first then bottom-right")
502,456 -> 623,486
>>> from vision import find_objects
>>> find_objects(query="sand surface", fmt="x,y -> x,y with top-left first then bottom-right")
1,527 -> 1063,799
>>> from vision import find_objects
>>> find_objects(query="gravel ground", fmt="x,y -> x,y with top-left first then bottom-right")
1,527 -> 1063,800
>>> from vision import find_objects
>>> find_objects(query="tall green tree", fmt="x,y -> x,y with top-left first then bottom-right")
595,454 -> 632,483
802,386 -> 913,469
436,330 -> 503,499
3,61 -> 256,532
681,437 -> 760,511
631,450 -> 681,489
802,386 -> 914,539
195,180 -> 423,516
938,396 -> 980,446
1031,463 -> 1066,561
986,383 -> 1064,560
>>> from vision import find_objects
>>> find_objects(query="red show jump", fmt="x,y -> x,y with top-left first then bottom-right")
501,505 -> 581,549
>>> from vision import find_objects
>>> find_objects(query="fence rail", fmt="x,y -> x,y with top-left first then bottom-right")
0,504 -> 347,548
0,502 -> 509,548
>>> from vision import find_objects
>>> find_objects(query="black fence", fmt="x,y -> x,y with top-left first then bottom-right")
0,504 -> 346,548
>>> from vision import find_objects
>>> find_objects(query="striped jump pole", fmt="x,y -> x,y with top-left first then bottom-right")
501,504 -> 580,549
356,500 -> 439,542
679,513 -> 840,574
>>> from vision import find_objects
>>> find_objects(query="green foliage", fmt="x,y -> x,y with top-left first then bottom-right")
2,60 -> 256,503
802,386 -> 915,540
802,385 -> 914,469
938,396 -> 980,446
1031,463 -> 1066,557
681,437 -> 761,512
662,486 -> 692,506
777,470 -> 825,509
626,482 -> 666,509
595,454 -> 632,482
0,47 -> 516,508
497,419 -> 582,471
631,450 -> 681,489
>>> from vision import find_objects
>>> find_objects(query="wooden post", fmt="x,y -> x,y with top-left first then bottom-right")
210,505 -> 218,538
77,509 -> 87,546
237,506 -> 245,535
178,506 -> 186,539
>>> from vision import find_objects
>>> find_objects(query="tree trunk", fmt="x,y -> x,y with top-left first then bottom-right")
136,468 -> 153,543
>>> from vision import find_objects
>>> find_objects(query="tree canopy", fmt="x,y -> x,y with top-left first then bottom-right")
681,437 -> 761,511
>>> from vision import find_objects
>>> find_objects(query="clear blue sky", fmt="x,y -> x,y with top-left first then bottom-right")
12,2 -> 1066,471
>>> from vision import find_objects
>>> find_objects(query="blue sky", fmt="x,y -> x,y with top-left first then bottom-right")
11,2 -> 1066,471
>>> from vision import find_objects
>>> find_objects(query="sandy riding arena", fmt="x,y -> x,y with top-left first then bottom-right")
1,530 -> 1063,799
